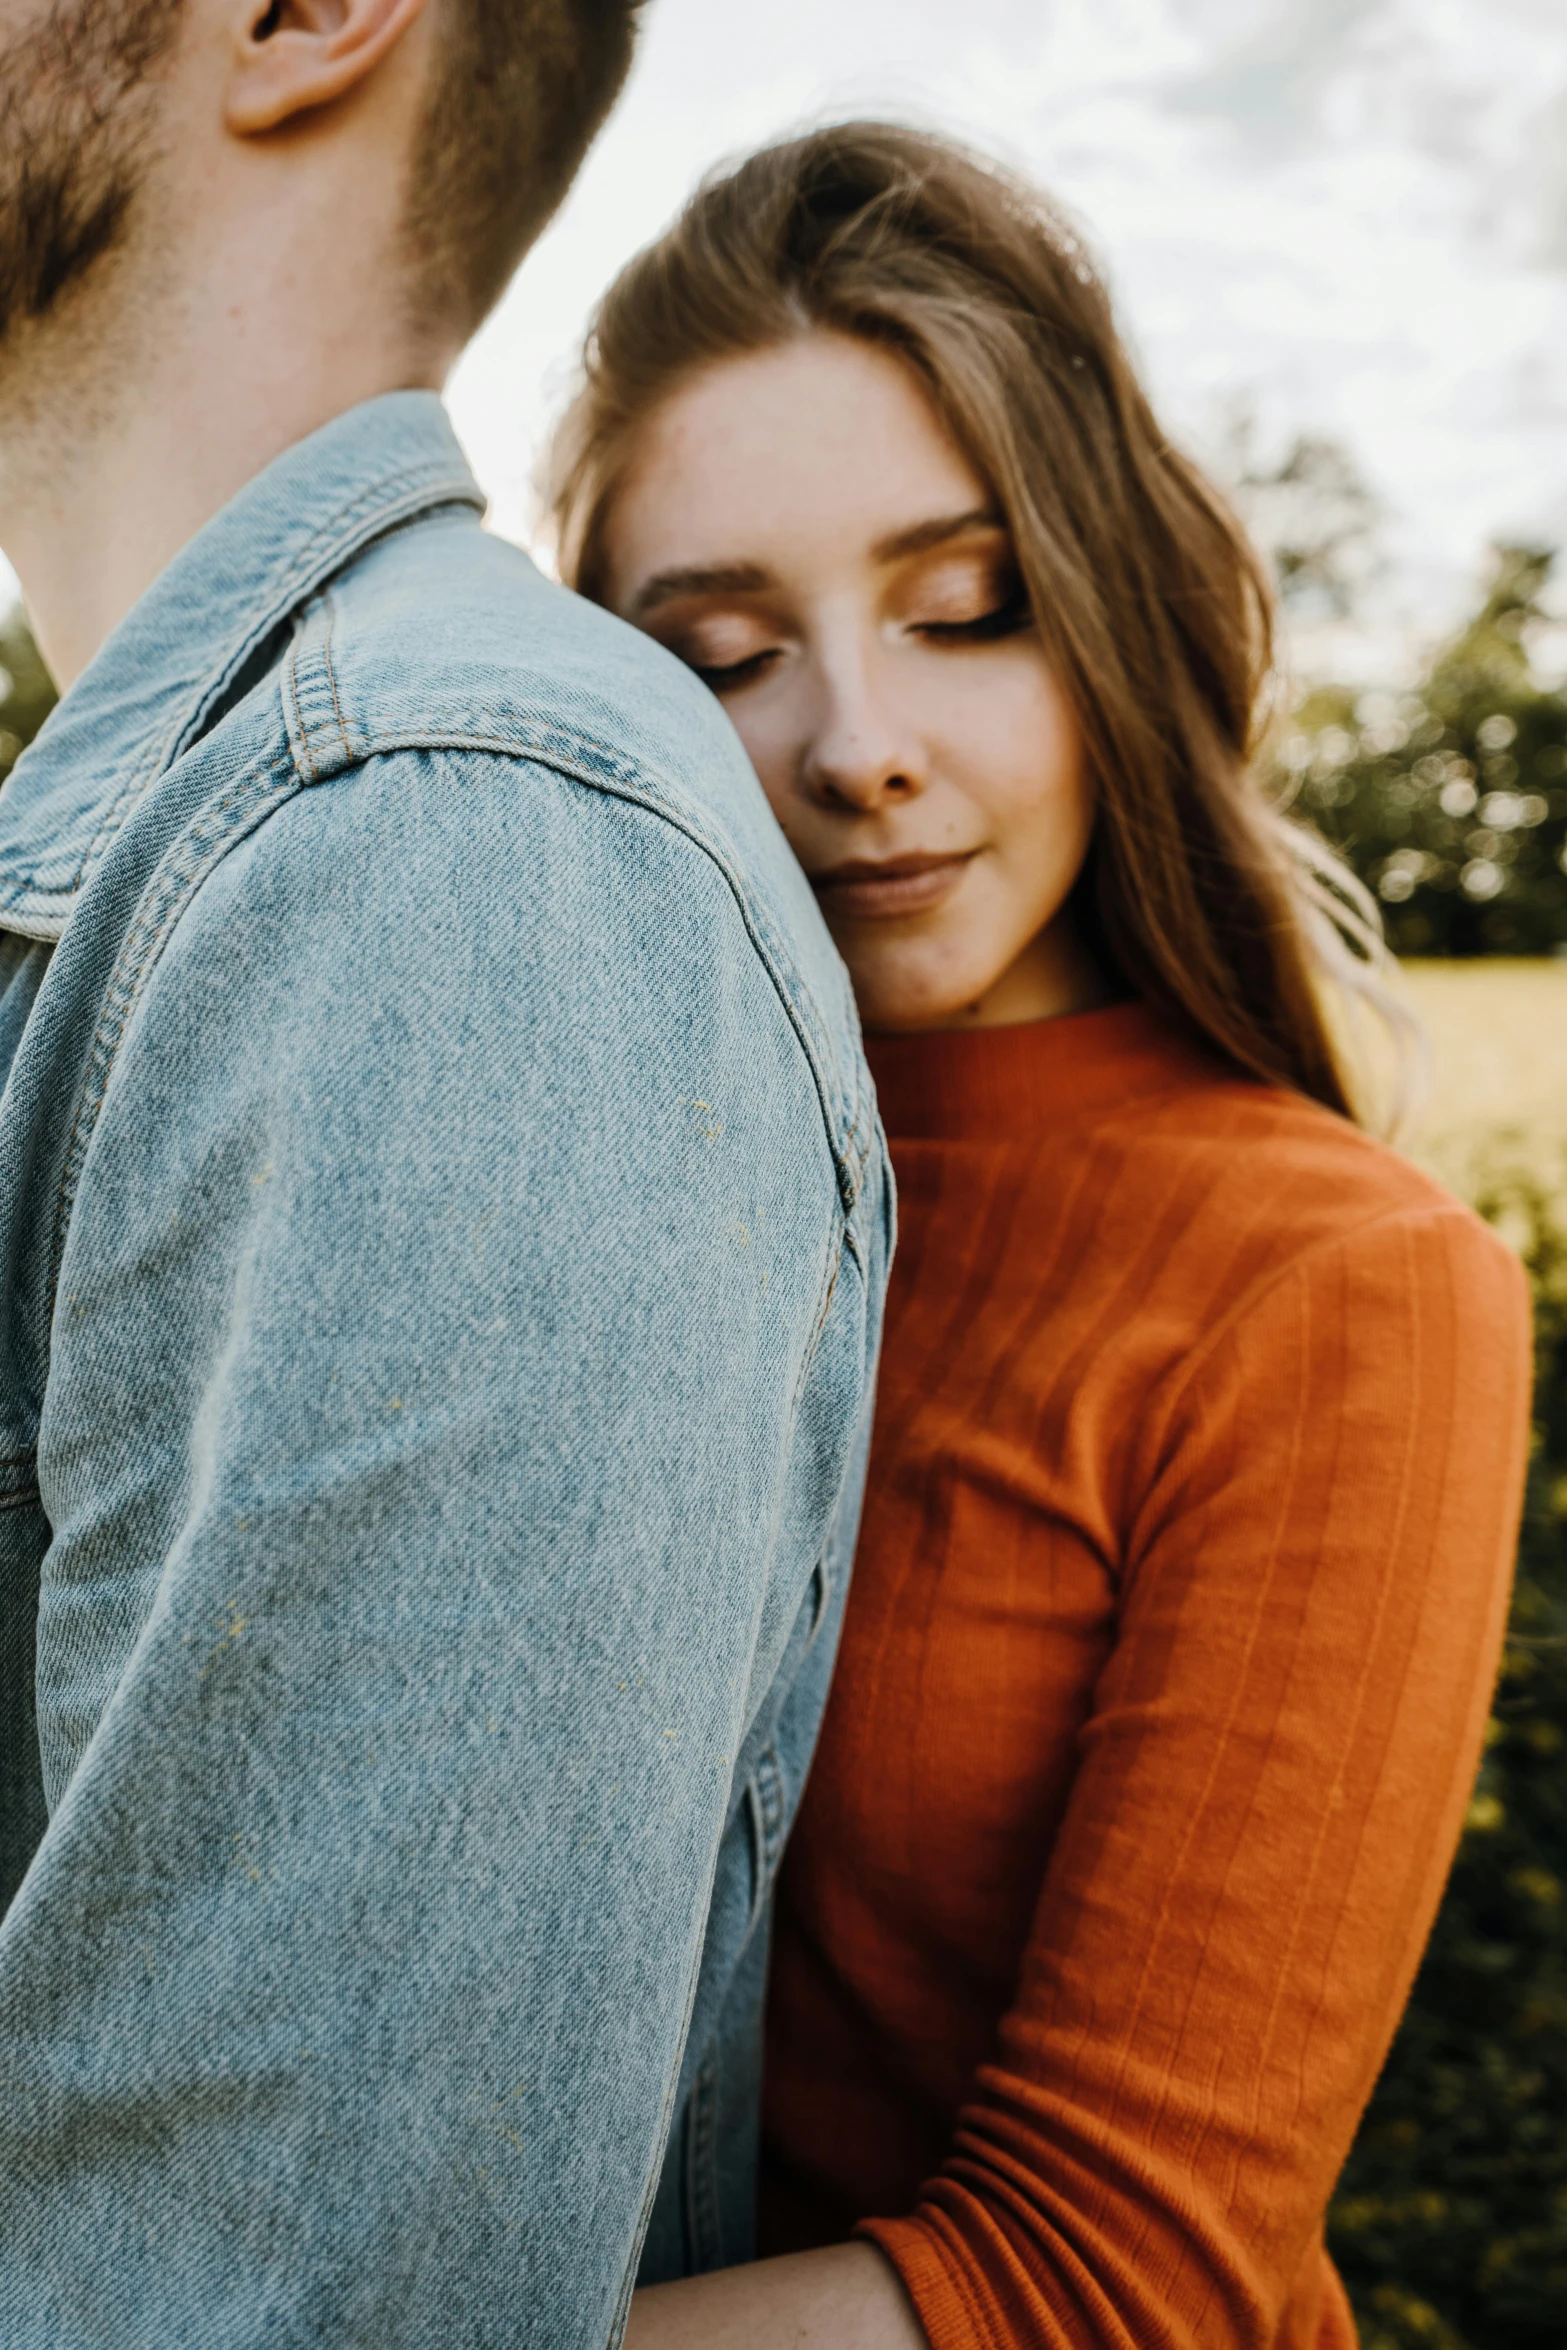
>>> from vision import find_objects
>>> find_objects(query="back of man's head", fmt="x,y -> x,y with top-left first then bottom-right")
409,0 -> 643,333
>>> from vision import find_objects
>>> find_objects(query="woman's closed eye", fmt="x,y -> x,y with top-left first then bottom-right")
914,589 -> 1031,645
659,609 -> 786,693
898,553 -> 1032,647
693,647 -> 781,691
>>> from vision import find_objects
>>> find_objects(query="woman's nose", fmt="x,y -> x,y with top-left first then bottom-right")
801,666 -> 926,812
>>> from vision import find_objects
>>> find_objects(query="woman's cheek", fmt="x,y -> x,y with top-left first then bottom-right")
998,717 -> 1092,849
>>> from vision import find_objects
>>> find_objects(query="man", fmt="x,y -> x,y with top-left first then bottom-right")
0,5 -> 889,2342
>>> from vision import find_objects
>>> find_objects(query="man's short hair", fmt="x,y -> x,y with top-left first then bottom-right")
408,0 -> 643,334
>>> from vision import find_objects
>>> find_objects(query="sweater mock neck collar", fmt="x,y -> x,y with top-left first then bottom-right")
865,1001 -> 1233,1141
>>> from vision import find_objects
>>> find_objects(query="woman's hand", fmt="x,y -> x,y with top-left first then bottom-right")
626,2243 -> 928,2350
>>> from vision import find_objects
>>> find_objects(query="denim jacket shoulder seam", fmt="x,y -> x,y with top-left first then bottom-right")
47,752 -> 303,1330
0,467 -> 479,909
523,725 -> 871,1214
279,714 -> 872,1212
72,471 -> 472,886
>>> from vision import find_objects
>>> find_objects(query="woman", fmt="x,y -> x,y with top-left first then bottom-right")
549,124 -> 1533,2349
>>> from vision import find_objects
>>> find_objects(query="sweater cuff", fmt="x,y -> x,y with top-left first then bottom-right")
857,2213 -> 996,2350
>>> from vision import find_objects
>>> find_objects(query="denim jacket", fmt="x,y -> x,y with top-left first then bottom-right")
0,395 -> 890,2348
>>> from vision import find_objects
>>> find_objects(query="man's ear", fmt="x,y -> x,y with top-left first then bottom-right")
226,0 -> 436,136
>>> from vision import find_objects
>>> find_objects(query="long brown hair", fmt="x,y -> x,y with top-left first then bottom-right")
548,120 -> 1399,1123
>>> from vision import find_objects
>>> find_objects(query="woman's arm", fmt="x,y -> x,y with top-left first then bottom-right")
854,1200 -> 1532,2345
627,2244 -> 926,2350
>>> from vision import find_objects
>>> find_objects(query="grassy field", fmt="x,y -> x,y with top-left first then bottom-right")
1328,957 -> 1567,2350
1396,960 -> 1567,1205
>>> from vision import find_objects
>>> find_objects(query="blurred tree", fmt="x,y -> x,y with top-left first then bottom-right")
0,602 -> 55,783
1281,547 -> 1567,956
1225,416 -> 1384,627
1332,1166 -> 1567,2348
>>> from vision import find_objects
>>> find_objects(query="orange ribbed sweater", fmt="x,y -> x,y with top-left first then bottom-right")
760,1004 -> 1532,2350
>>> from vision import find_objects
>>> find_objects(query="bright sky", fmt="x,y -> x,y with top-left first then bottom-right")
448,0 -> 1567,680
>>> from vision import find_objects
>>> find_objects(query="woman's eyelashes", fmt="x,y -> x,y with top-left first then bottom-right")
691,646 -> 781,691
915,593 -> 1030,644
658,611 -> 785,692
904,560 -> 1031,644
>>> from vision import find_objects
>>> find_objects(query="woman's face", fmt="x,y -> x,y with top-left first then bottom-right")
599,331 -> 1105,1032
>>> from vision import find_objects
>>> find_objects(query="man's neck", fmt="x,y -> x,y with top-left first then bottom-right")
0,256 -> 452,695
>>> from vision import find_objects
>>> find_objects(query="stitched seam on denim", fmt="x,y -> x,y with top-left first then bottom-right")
276,714 -> 847,1128
68,471 -> 468,889
753,1745 -> 786,1886
744,1777 -> 769,1937
843,1126 -> 891,1275
0,468 -> 478,905
322,599 -> 350,764
785,1229 -> 848,1434
286,596 -> 355,786
686,2058 -> 722,2270
37,742 -> 863,1540
521,733 -> 863,1208
622,1856 -> 720,2316
808,1244 -> 843,1368
285,626 -> 319,786
321,730 -> 864,1205
46,758 -> 302,1329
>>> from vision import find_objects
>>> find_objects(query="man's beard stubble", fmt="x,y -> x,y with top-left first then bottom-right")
0,0 -> 180,362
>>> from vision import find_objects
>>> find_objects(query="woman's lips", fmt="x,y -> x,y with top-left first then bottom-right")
809,851 -> 975,921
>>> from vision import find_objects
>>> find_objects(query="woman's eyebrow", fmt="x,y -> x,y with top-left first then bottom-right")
630,560 -> 772,617
871,508 -> 1002,563
627,514 -> 1001,616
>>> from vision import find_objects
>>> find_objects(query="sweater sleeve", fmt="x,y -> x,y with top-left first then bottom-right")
860,1199 -> 1532,2350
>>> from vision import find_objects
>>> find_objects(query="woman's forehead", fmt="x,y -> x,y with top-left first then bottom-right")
605,332 -> 992,600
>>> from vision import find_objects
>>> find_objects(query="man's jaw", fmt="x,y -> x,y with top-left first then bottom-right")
0,0 -> 177,360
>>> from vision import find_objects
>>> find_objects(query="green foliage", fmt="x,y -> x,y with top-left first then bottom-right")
0,604 -> 56,782
1282,548 -> 1567,957
1331,1165 -> 1567,2347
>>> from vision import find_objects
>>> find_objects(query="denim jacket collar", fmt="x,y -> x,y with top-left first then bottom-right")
0,391 -> 483,940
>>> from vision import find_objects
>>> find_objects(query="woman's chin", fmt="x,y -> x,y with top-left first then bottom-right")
848,965 -> 998,1036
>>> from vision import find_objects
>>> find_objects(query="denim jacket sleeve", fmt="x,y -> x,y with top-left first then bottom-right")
0,740 -> 878,2347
